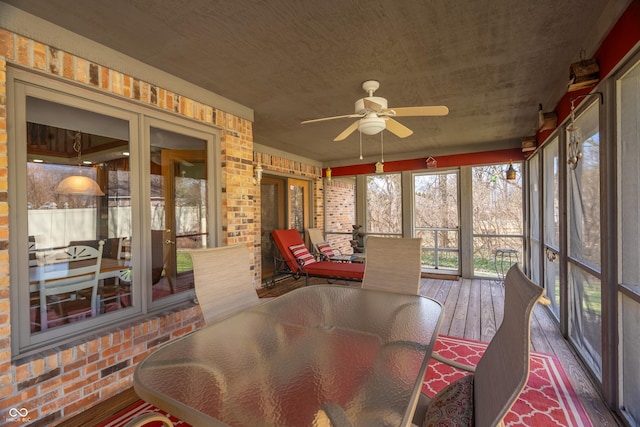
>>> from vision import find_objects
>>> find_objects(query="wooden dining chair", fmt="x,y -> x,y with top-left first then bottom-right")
188,244 -> 260,324
35,241 -> 104,331
414,264 -> 551,427
361,236 -> 423,295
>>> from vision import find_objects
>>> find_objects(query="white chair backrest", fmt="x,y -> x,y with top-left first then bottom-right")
361,236 -> 423,295
473,264 -> 549,427
37,241 -> 104,331
189,244 -> 260,324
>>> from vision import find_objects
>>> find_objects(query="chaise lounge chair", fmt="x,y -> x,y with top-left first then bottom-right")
271,229 -> 364,286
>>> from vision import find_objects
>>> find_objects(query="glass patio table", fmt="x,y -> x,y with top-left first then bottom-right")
133,284 -> 443,427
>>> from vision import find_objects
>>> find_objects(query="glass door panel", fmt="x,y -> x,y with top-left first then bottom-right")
568,264 -> 602,377
261,176 -> 286,279
260,176 -> 311,283
543,137 -> 561,317
566,101 -> 601,378
528,154 -> 541,285
150,127 -> 207,301
288,178 -> 310,239
618,58 -> 640,424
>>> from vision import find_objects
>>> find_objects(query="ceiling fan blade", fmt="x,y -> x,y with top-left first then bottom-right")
385,118 -> 413,138
333,121 -> 359,141
301,114 -> 362,124
387,106 -> 449,117
363,98 -> 384,112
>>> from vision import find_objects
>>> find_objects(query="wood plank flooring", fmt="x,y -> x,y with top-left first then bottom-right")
419,276 -> 620,427
60,276 -> 620,426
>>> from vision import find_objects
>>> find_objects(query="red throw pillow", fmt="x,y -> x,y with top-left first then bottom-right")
316,242 -> 335,257
289,243 -> 316,266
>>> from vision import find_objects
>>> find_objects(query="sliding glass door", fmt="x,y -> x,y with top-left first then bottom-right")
149,125 -> 208,301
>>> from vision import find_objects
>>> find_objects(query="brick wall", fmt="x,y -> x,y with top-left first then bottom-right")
324,178 -> 357,253
0,28 -> 258,425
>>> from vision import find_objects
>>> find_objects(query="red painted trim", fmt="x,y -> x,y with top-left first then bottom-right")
595,0 -> 640,79
539,0 -> 640,144
324,148 -> 523,177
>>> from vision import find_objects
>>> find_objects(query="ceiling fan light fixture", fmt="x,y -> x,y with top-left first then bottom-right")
358,116 -> 386,136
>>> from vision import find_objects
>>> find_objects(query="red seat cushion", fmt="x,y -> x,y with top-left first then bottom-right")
272,229 -> 308,272
271,229 -> 364,280
302,261 -> 364,280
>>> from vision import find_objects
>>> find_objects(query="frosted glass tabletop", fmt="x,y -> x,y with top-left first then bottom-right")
133,285 -> 443,427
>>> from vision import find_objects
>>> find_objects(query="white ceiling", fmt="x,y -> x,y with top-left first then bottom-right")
2,0 -> 628,166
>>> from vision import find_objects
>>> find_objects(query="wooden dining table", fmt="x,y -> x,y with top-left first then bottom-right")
133,284 -> 444,427
29,257 -> 131,284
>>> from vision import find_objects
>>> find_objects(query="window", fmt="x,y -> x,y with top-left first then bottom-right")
413,171 -> 459,273
366,173 -> 402,236
528,153 -> 541,285
471,163 -> 523,277
9,71 -> 219,355
543,137 -> 561,317
567,100 -> 602,378
617,57 -> 640,425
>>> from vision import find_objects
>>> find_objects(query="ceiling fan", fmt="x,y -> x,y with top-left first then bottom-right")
301,80 -> 449,141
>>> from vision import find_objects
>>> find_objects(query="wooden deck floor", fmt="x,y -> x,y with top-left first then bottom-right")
418,276 -> 620,426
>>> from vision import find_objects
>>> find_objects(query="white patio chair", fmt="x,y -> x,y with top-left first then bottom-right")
361,236 -> 423,295
307,227 -> 360,263
413,264 -> 551,427
188,244 -> 260,324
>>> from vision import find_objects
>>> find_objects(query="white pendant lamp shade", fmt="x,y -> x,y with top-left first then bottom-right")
56,175 -> 105,196
55,130 -> 105,196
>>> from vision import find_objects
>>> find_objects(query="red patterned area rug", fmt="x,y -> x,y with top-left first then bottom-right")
423,335 -> 593,427
98,336 -> 592,427
96,400 -> 192,427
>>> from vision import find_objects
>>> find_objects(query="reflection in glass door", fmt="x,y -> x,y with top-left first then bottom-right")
260,176 -> 311,283
150,127 -> 207,301
260,177 -> 285,279
288,179 -> 310,237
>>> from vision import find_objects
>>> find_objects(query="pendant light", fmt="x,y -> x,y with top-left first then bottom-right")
56,131 -> 104,196
505,161 -> 516,180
